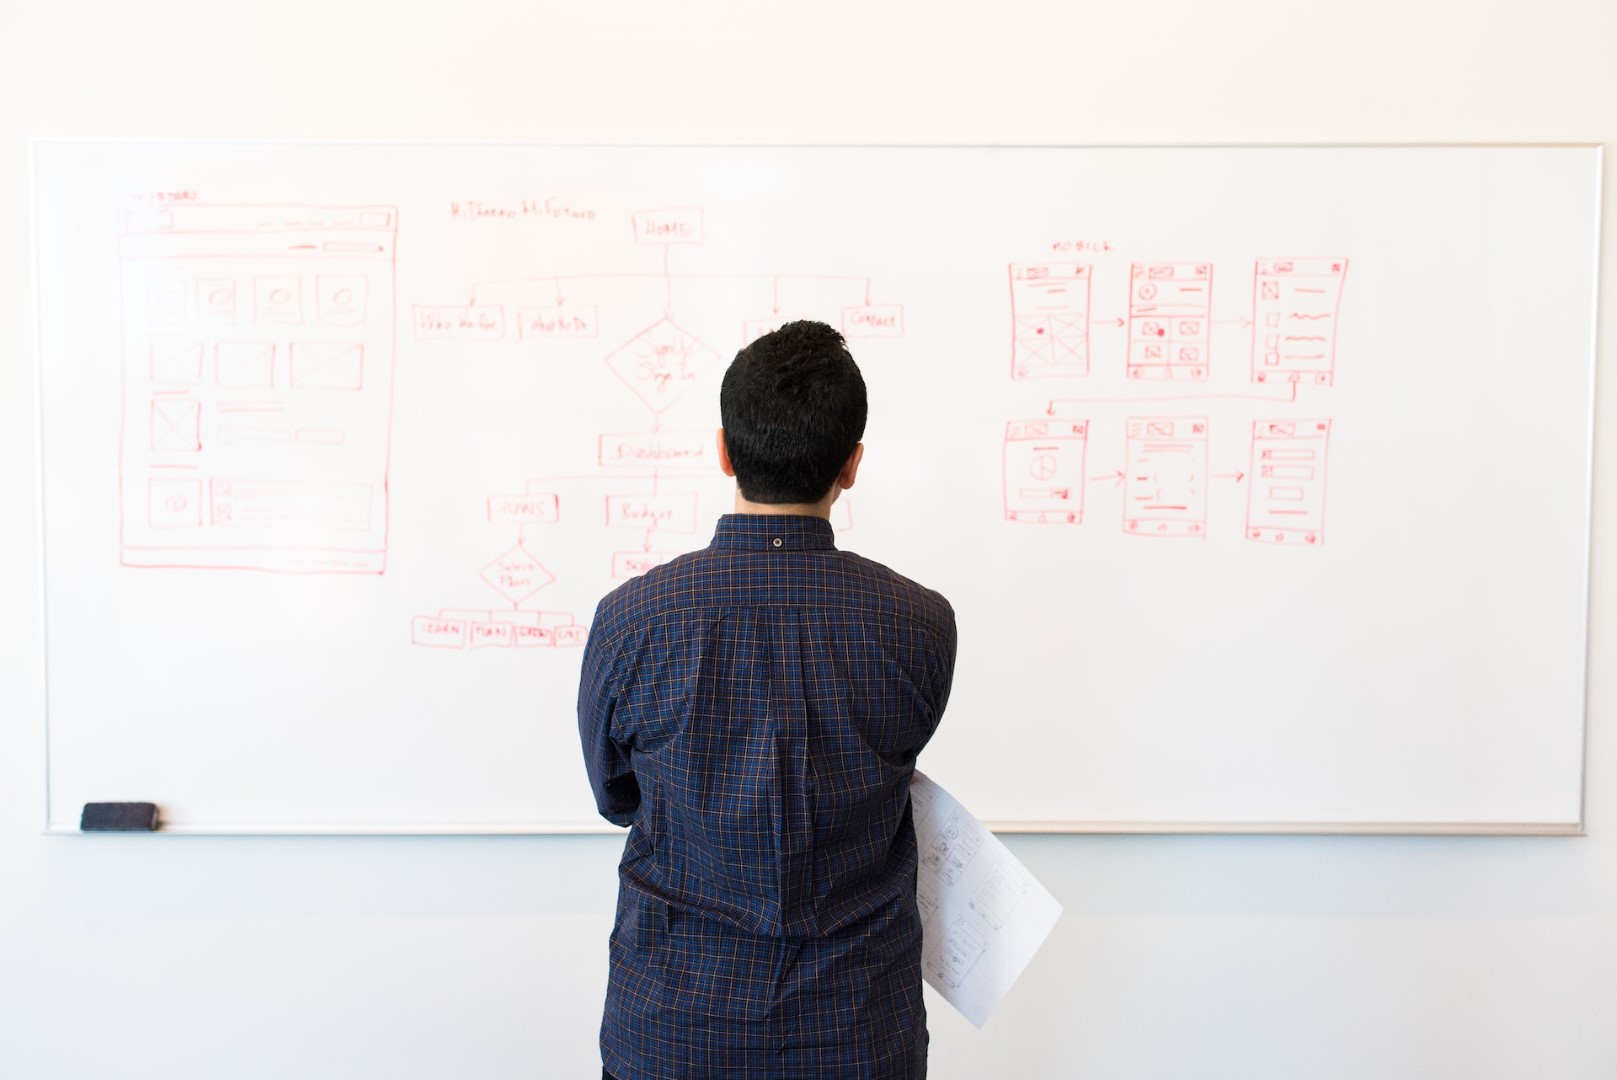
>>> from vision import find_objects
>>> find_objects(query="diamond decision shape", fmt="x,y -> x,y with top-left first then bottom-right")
603,318 -> 720,413
481,544 -> 555,605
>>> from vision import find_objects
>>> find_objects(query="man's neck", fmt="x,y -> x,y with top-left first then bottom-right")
732,490 -> 839,520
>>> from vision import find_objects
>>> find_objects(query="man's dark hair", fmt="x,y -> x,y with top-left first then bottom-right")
719,320 -> 868,505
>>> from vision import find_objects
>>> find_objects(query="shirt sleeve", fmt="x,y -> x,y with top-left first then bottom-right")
577,604 -> 640,827
928,601 -> 960,737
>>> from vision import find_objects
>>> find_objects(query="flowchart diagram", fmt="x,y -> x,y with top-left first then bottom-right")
1002,258 -> 1347,546
113,197 -> 882,654
404,206 -> 876,651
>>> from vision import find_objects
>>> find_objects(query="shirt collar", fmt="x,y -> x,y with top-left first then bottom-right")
711,513 -> 838,552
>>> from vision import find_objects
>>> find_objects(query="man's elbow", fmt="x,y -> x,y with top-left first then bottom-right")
598,775 -> 641,827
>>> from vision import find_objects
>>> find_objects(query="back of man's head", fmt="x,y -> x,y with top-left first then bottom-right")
719,320 -> 868,505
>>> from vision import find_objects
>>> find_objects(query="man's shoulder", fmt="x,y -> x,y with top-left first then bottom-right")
830,549 -> 956,637
590,542 -> 955,641
589,546 -> 708,629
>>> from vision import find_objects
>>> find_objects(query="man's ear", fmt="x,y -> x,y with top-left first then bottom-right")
837,443 -> 865,491
715,428 -> 736,478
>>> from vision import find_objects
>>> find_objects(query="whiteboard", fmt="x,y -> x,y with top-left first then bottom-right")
32,141 -> 1600,834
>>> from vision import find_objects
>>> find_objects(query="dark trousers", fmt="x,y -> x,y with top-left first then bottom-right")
603,1072 -> 619,1080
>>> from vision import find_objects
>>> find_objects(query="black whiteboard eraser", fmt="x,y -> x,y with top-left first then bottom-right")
80,802 -> 160,831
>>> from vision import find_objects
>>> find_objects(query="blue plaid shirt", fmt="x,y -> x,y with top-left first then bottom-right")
579,513 -> 957,1079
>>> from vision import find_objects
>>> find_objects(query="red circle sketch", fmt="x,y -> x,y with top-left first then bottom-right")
1028,454 -> 1058,481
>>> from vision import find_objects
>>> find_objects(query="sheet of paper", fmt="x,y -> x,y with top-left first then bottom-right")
911,771 -> 1063,1027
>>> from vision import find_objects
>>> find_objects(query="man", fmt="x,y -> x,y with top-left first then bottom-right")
578,319 -> 958,1079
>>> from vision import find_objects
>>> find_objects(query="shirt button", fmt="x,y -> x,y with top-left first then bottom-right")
772,537 -> 782,548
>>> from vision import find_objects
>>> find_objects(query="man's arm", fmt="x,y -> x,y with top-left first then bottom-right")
926,601 -> 960,740
577,607 -> 640,827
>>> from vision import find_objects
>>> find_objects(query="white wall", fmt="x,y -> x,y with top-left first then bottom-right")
1,2 -> 1613,1077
